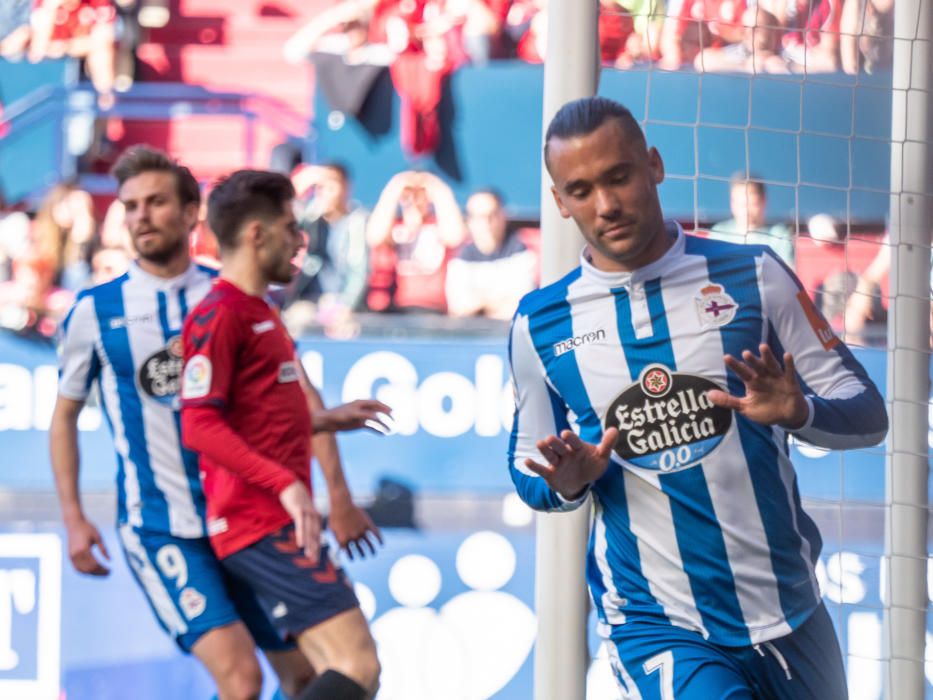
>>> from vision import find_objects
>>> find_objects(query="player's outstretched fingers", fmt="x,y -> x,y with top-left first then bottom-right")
741,348 -> 770,376
706,388 -> 742,411
524,457 -> 553,479
543,434 -> 573,458
757,344 -> 783,372
782,351 -> 797,380
595,427 -> 620,459
723,354 -> 757,383
535,442 -> 562,467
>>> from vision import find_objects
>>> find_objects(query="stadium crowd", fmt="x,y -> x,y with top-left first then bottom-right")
0,0 -> 907,344
0,164 -> 900,346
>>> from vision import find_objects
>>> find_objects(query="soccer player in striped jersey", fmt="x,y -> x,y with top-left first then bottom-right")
49,147 -> 386,700
508,97 -> 888,699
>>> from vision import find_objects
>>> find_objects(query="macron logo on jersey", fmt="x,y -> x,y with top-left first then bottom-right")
553,329 -> 606,357
252,320 -> 275,334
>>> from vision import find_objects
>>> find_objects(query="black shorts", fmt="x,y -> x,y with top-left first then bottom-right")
221,523 -> 359,640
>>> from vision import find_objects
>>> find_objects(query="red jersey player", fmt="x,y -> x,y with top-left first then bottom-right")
180,170 -> 386,700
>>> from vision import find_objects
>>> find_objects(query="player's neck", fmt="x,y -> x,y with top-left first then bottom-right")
136,251 -> 191,279
219,255 -> 269,297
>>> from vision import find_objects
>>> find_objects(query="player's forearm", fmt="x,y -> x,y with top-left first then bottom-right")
312,431 -> 353,506
794,385 -> 889,449
49,398 -> 87,526
182,406 -> 298,494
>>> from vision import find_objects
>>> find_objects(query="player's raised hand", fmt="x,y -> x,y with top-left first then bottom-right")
707,344 -> 809,429
524,427 -> 619,500
278,481 -> 322,563
66,518 -> 110,576
329,500 -> 384,560
314,400 -> 393,434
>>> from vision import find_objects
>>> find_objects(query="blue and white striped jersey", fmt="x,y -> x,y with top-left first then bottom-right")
508,223 -> 887,647
58,262 -> 218,538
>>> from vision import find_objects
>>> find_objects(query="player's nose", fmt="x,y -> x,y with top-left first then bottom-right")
595,188 -> 621,219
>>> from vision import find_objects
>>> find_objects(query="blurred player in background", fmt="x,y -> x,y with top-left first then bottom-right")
180,169 -> 383,700
50,146 -> 384,700
508,97 -> 888,699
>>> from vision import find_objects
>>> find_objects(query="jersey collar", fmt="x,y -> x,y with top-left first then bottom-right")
579,220 -> 685,288
128,260 -> 200,291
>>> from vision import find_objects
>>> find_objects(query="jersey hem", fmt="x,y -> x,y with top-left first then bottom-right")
213,512 -> 294,560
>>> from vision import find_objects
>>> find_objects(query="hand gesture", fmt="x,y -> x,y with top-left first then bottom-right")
318,400 -> 393,434
524,428 -> 619,500
66,518 -> 110,576
279,481 -> 322,563
707,344 -> 809,429
329,500 -> 384,560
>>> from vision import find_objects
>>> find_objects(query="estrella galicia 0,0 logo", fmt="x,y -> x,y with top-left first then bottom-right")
605,364 -> 732,472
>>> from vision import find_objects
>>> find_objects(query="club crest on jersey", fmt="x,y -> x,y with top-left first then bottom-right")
605,364 -> 732,473
695,284 -> 738,328
138,335 -> 184,404
181,354 -> 212,399
179,587 -> 206,620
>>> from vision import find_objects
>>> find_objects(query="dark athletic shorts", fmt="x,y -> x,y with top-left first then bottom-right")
221,523 -> 359,641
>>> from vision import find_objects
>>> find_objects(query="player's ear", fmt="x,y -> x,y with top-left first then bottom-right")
550,186 -> 572,219
648,147 -> 665,185
182,201 -> 199,232
241,218 -> 264,249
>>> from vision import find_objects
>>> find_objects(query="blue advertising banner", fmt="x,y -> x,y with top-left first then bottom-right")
0,523 -> 927,700
1,330 -> 931,699
0,332 -> 925,502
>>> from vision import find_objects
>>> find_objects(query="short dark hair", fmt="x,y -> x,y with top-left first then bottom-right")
207,169 -> 295,250
544,97 -> 645,168
469,187 -> 505,207
321,161 -> 351,182
111,146 -> 200,207
729,172 -> 767,198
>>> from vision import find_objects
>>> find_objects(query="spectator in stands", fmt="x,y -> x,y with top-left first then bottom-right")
840,0 -> 893,74
366,169 -> 465,313
509,0 -> 647,67
446,189 -> 537,320
604,0 -> 666,67
843,233 -> 889,341
369,0 -> 469,155
0,0 -> 32,58
658,0 -> 746,70
189,185 -> 220,268
281,163 -> 369,337
98,197 -> 133,256
90,244 -> 130,284
0,187 -> 31,282
32,182 -> 97,291
444,0 -> 511,65
28,0 -> 119,107
284,0 -> 391,62
780,0 -> 842,72
0,254 -> 72,340
709,174 -> 795,266
694,7 -> 789,73
807,213 -> 857,323
506,0 -> 546,62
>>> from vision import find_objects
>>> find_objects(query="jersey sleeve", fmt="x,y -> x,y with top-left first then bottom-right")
760,251 -> 888,448
57,293 -> 100,401
507,310 -> 590,512
180,302 -> 297,494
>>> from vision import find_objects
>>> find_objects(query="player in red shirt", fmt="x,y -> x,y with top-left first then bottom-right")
181,170 -> 387,700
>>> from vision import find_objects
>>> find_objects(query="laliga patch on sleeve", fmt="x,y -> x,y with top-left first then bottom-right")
278,361 -> 299,383
182,354 -> 212,398
795,291 -> 840,350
